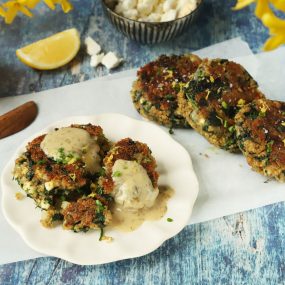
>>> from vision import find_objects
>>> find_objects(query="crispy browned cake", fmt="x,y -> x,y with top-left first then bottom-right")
13,124 -> 112,232
235,99 -> 285,182
177,58 -> 265,152
62,197 -> 112,232
100,138 -> 159,194
131,54 -> 202,128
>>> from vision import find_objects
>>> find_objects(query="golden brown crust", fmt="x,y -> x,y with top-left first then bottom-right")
13,124 -> 113,232
103,138 -> 159,190
23,124 -> 110,191
178,58 -> 265,152
62,198 -> 111,231
131,54 -> 202,128
235,99 -> 285,182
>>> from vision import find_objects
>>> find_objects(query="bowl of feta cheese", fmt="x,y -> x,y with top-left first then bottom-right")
101,0 -> 203,44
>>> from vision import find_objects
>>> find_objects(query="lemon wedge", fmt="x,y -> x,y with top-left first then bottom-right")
16,28 -> 80,70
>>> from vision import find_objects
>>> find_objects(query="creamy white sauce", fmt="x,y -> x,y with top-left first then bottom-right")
110,186 -> 173,232
40,127 -> 101,173
111,160 -> 159,210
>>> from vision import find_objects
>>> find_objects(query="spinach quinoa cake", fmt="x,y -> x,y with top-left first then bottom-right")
13,124 -> 113,233
101,138 -> 159,209
131,54 -> 202,128
235,99 -> 285,182
177,58 -> 265,152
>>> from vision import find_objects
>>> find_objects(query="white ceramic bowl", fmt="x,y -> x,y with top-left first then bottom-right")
101,0 -> 203,44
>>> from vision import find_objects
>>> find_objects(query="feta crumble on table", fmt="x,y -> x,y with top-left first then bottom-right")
114,0 -> 198,22
101,52 -> 123,69
85,37 -> 101,56
85,37 -> 123,69
90,53 -> 105,67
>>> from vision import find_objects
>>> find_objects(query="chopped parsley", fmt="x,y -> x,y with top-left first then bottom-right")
112,171 -> 122,177
56,148 -> 79,164
221,101 -> 228,109
167,218 -> 173,222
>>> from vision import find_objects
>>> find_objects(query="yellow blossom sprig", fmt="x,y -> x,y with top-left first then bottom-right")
233,0 -> 285,51
0,0 -> 73,24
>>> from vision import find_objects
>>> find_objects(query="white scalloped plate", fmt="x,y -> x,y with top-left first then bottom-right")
1,113 -> 199,265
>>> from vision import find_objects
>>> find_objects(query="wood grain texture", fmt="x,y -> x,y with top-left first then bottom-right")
0,101 -> 37,139
1,0 -> 284,284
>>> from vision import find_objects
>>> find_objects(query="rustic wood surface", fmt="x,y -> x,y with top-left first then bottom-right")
1,0 -> 284,284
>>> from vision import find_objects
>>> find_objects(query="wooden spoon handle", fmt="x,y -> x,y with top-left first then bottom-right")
0,101 -> 38,139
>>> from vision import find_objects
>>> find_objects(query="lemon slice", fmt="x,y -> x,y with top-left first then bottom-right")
16,28 -> 80,70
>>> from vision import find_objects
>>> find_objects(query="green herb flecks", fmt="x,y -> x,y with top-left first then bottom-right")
56,148 -> 79,165
112,171 -> 122,177
99,228 -> 104,241
167,218 -> 173,222
221,101 -> 228,109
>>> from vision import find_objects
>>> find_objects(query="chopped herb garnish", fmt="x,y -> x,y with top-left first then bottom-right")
95,200 -> 105,212
37,159 -> 46,165
169,127 -> 174,135
228,126 -> 235,133
56,148 -> 79,164
266,140 -> 274,154
112,171 -> 122,177
167,218 -> 173,222
99,228 -> 104,241
221,101 -> 228,109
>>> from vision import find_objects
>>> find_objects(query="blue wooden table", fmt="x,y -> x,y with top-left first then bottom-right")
1,0 -> 285,284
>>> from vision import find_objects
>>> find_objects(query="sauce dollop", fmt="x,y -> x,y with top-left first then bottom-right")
40,127 -> 101,173
111,159 -> 159,209
110,186 -> 173,232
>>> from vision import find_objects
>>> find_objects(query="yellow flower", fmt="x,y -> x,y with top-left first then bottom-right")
25,0 -> 41,9
0,0 -> 73,24
2,0 -> 33,24
234,0 -> 285,51
43,0 -> 73,13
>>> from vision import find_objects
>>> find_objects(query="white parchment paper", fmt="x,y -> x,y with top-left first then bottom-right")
1,38 -> 278,265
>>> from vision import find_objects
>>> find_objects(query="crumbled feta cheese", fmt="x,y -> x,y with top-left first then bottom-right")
85,37 -> 101,56
154,3 -> 163,14
45,181 -> 54,191
121,0 -> 137,9
177,0 -> 197,18
90,53 -> 104,67
136,4 -> 151,16
122,9 -> 139,20
114,0 -> 197,22
163,0 -> 177,13
145,13 -> 161,22
101,52 -> 122,69
114,3 -> 124,14
161,9 -> 177,22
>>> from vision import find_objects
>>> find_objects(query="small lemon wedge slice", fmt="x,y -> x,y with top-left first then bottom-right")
16,28 -> 80,70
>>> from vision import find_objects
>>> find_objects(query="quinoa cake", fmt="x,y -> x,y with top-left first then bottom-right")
235,99 -> 285,182
13,124 -> 113,232
100,138 -> 159,209
131,54 -> 202,128
177,58 -> 265,152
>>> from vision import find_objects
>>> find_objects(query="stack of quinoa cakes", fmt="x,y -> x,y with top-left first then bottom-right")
131,55 -> 285,182
13,124 -> 159,235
